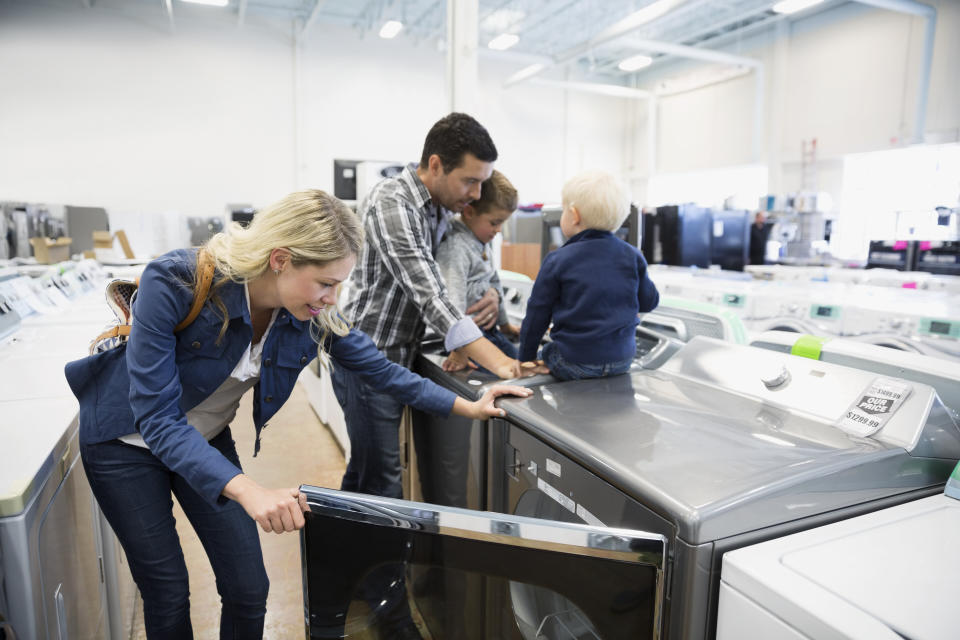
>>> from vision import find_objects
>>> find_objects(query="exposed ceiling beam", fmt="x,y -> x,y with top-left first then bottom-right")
301,0 -> 328,38
161,0 -> 174,32
667,1 -> 782,47
529,78 -> 652,99
81,0 -> 93,8
238,0 -> 247,27
478,48 -> 552,66
621,37 -> 762,67
505,0 -> 691,86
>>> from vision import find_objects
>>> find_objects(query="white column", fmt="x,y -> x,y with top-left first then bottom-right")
446,0 -> 479,113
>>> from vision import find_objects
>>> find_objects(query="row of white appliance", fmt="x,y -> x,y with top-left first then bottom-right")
745,263 -> 960,294
0,258 -> 144,640
648,264 -> 960,362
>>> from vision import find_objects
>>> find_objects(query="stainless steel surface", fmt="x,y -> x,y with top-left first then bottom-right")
751,330 -> 960,420
307,329 -> 960,639
0,426 -> 107,640
300,486 -> 666,562
499,337 -> 960,543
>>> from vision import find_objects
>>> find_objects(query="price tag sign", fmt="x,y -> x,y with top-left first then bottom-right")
837,377 -> 913,437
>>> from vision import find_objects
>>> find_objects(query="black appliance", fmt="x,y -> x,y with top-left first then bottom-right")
540,204 -> 640,263
650,205 -> 712,268
710,209 -> 750,271
333,159 -> 361,201
229,205 -> 256,228
914,240 -> 960,276
866,240 -> 916,271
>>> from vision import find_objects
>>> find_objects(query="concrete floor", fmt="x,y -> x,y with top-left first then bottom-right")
131,382 -> 347,639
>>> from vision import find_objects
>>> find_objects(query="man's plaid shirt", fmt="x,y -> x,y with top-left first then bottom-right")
342,164 -> 481,367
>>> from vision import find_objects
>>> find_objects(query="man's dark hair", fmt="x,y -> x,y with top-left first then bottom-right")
419,112 -> 498,173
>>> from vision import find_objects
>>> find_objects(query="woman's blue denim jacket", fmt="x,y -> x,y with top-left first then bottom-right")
65,248 -> 456,506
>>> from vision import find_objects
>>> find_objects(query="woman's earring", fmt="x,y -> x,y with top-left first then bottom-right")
273,268 -> 280,276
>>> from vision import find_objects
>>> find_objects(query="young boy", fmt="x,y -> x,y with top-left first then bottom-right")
436,170 -> 520,370
518,170 -> 659,381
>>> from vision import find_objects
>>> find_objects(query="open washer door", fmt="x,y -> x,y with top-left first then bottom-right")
299,486 -> 666,640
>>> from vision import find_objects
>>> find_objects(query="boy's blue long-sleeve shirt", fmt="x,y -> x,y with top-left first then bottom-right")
518,229 -> 659,363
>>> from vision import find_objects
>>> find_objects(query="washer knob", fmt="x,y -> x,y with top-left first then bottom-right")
761,363 -> 791,390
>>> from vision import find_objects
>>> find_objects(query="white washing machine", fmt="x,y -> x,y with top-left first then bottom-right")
717,491 -> 959,640
499,270 -> 534,328
640,296 -> 749,344
743,280 -> 846,337
647,266 -> 760,322
839,288 -> 960,362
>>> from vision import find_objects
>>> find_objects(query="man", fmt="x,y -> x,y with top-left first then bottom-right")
333,113 -> 523,502
750,211 -> 771,265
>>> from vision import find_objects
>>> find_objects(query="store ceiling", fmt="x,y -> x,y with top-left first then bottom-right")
238,0 -> 817,78
71,0 -> 842,82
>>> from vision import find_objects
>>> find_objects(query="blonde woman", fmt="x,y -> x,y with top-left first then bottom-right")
65,190 -> 530,640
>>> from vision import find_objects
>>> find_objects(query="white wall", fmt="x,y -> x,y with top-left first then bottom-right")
644,0 -> 960,189
297,32 -> 630,205
0,0 -> 631,256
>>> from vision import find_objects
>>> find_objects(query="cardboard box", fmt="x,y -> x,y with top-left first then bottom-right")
30,237 -> 72,264
501,242 -> 541,280
93,230 -> 135,259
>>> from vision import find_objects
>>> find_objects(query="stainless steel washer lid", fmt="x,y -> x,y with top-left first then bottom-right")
500,338 -> 960,543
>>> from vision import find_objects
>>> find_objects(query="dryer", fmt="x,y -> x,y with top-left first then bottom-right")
299,337 -> 960,640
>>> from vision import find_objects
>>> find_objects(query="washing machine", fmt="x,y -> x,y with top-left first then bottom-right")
750,330 -> 960,420
500,270 -> 534,327
390,328 -> 684,640
717,490 -> 959,640
299,336 -> 960,639
0,289 -> 137,640
743,280 -> 846,337
0,323 -> 109,640
839,288 -> 960,362
639,296 -> 749,344
0,291 -> 20,342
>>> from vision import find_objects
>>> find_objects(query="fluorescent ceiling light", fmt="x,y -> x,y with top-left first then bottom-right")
181,0 -> 229,6
772,0 -> 824,14
617,0 -> 688,32
488,34 -> 520,51
379,20 -> 403,39
618,54 -> 653,71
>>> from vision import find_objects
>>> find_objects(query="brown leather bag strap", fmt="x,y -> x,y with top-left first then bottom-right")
174,250 -> 216,332
93,325 -> 132,345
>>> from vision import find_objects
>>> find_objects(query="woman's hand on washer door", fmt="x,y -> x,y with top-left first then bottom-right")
223,474 -> 305,533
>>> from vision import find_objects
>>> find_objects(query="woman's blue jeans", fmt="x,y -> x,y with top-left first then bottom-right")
81,428 -> 268,640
